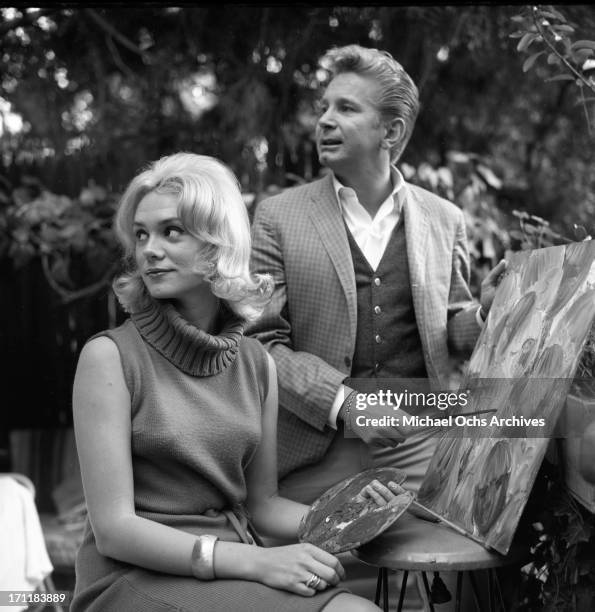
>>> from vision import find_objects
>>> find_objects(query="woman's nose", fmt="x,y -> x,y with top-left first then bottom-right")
142,235 -> 164,260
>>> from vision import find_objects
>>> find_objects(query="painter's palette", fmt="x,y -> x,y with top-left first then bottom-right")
298,467 -> 413,553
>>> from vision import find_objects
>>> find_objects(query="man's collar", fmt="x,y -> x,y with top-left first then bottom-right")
331,166 -> 405,210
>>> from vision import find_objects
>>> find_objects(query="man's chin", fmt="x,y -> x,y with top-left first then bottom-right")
318,152 -> 342,173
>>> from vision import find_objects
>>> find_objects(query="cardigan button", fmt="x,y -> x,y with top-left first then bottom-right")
375,334 -> 382,344
374,305 -> 382,314
374,277 -> 381,286
344,356 -> 351,368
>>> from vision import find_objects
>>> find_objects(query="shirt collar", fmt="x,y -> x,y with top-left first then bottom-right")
332,166 -> 406,212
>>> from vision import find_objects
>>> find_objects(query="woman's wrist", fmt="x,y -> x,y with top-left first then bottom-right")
243,544 -> 266,582
212,541 -> 262,581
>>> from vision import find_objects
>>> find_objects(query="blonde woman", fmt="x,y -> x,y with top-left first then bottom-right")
71,153 -> 392,612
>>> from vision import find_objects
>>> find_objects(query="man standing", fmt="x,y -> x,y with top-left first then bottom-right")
248,45 -> 503,505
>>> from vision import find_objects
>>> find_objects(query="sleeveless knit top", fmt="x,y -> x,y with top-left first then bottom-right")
114,300 -> 268,522
72,300 -> 270,606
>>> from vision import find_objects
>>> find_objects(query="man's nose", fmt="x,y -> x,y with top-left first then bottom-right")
317,107 -> 336,129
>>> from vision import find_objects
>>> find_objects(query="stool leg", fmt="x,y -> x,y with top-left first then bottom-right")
375,569 -> 382,606
455,572 -> 463,612
421,572 -> 436,612
487,569 -> 494,612
382,568 -> 389,612
396,569 -> 409,612
468,571 -> 482,611
491,568 -> 506,612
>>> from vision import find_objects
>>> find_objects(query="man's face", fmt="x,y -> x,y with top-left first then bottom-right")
315,71 -> 387,177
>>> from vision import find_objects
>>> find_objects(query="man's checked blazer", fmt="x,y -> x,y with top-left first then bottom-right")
248,173 -> 482,478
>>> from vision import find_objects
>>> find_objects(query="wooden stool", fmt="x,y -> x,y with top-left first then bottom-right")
353,512 -> 527,612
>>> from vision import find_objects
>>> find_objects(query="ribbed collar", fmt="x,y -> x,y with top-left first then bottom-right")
131,300 -> 244,377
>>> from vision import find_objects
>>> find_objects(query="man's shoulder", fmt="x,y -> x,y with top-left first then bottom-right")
406,182 -> 463,221
255,176 -> 330,217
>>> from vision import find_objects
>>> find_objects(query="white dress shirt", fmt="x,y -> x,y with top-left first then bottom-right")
327,168 -> 484,428
334,167 -> 405,271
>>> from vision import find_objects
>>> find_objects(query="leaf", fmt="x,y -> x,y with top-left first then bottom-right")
571,40 -> 595,51
540,10 -> 566,22
546,7 -> 568,22
511,15 -> 526,23
512,209 -> 530,220
547,52 -> 561,65
523,51 -> 545,72
545,74 -> 576,82
517,32 -> 538,52
554,24 -> 575,34
574,49 -> 595,62
509,31 -> 525,39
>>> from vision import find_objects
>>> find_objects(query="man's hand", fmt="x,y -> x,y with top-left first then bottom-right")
479,259 -> 508,319
339,392 -> 417,447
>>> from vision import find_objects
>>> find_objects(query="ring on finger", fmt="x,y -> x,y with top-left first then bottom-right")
305,573 -> 321,589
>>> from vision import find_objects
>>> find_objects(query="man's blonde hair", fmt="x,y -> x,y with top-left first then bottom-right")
322,44 -> 419,162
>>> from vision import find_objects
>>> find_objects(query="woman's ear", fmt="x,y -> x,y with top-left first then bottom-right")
383,118 -> 406,150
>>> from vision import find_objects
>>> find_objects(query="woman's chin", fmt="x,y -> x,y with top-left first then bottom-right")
146,285 -> 174,300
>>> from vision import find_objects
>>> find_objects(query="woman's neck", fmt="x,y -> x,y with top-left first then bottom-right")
172,290 -> 221,334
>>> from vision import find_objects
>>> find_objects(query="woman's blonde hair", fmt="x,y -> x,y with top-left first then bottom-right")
112,152 -> 272,321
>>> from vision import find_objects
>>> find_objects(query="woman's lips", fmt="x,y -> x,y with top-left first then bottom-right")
145,269 -> 173,277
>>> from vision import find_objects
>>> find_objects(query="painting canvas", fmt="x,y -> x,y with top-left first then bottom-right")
417,240 -> 595,554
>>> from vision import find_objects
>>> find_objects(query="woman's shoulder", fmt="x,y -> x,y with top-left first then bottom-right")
87,319 -> 138,346
239,335 -> 269,366
238,336 -> 271,399
80,320 -> 140,366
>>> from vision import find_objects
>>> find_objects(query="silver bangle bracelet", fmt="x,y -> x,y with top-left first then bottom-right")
190,534 -> 219,580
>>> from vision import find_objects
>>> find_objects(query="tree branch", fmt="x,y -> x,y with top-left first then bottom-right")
105,34 -> 136,78
531,6 -> 595,94
84,8 -> 149,61
41,254 -> 117,304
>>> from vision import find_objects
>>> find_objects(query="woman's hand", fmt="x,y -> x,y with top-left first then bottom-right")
250,543 -> 345,596
354,479 -> 405,505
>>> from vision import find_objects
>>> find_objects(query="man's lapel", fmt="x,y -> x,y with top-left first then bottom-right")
308,174 -> 357,340
403,183 -> 432,347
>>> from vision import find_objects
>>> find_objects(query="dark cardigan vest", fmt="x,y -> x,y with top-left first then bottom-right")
346,216 -> 427,384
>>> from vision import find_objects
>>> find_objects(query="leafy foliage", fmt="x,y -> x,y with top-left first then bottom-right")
1,5 -> 594,235
0,175 -> 119,302
511,5 -> 595,133
401,151 -> 511,294
519,460 -> 595,612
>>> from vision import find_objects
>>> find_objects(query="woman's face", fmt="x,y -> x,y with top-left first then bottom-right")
133,191 -> 209,303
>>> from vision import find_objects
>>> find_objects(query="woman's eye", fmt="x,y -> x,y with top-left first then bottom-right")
165,226 -> 183,238
134,229 -> 147,241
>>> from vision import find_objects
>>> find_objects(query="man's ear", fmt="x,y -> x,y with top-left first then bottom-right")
383,118 -> 406,149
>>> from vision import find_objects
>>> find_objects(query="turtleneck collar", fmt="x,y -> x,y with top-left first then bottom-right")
131,300 -> 244,377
